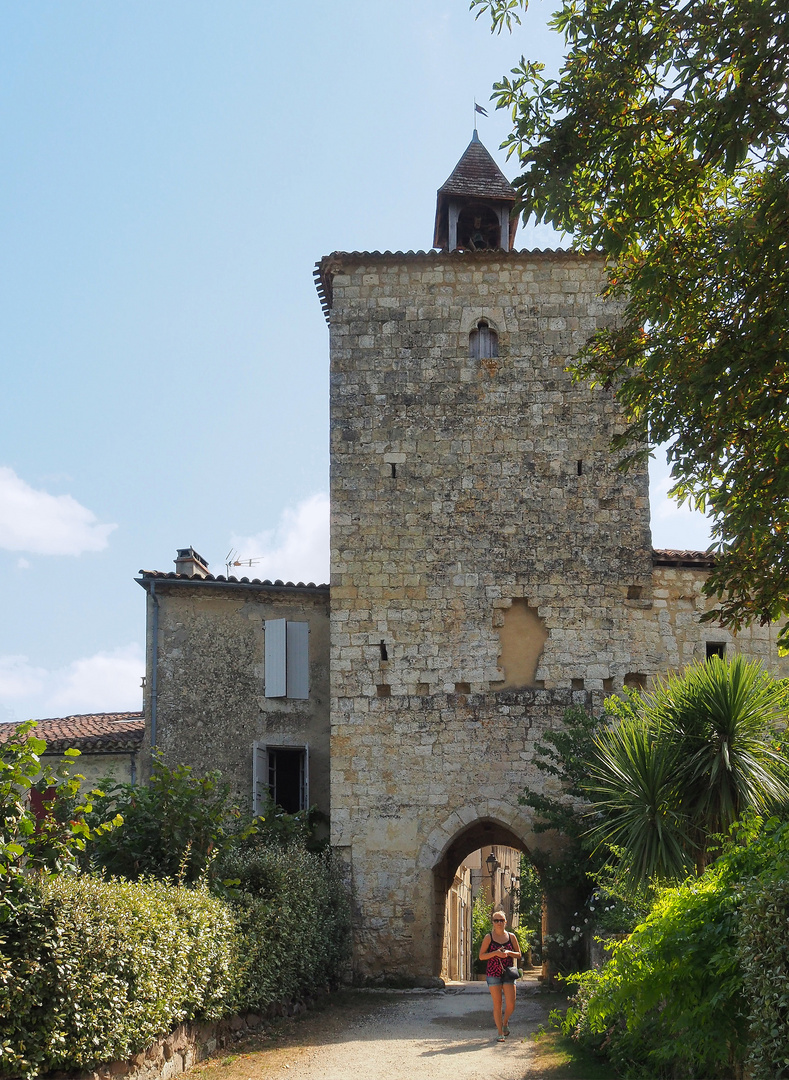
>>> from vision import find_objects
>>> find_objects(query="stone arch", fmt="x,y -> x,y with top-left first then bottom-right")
459,307 -> 507,336
469,319 -> 499,360
418,798 -> 544,871
420,800 -> 572,980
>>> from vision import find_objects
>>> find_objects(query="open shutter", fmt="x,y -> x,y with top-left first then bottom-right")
252,741 -> 266,815
286,621 -> 309,699
301,744 -> 310,810
264,619 -> 287,697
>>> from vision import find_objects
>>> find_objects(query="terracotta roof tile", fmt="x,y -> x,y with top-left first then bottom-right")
137,570 -> 329,591
0,712 -> 144,753
652,548 -> 716,567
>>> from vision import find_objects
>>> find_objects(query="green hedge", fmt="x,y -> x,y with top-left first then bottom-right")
0,845 -> 350,1079
0,876 -> 237,1078
738,821 -> 789,1080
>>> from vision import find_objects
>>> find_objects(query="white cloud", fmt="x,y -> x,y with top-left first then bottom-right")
0,655 -> 47,700
0,644 -> 143,722
0,466 -> 116,556
43,644 -> 144,715
230,492 -> 330,585
648,454 -> 714,552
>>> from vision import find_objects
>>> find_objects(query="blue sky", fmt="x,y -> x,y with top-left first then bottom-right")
0,1 -> 712,724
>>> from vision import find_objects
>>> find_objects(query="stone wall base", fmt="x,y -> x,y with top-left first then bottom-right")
47,997 -> 322,1080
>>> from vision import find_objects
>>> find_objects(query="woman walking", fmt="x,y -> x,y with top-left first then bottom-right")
479,910 -> 521,1042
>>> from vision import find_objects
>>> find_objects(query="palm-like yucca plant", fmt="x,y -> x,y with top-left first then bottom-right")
586,716 -> 695,886
668,656 -> 789,840
587,656 -> 789,885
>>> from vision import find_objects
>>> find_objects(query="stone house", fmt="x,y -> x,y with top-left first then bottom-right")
131,133 -> 788,984
136,547 -> 331,820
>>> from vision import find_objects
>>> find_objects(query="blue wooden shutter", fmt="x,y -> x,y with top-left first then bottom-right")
301,744 -> 310,810
251,741 -> 267,815
264,619 -> 287,697
286,621 -> 309,699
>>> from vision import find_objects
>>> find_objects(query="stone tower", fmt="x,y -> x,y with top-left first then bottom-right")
315,133 -> 654,982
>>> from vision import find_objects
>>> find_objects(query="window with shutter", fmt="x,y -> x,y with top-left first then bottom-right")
264,619 -> 309,699
469,320 -> 498,360
253,741 -> 309,814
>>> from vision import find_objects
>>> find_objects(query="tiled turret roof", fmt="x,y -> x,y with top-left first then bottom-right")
437,130 -> 517,202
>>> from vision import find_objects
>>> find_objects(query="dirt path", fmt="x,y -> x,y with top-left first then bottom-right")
191,979 -> 585,1080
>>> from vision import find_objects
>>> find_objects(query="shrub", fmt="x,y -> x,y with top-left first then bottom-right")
0,875 -> 237,1079
0,741 -> 351,1078
562,817 -> 789,1079
0,722 -> 118,917
565,868 -> 745,1078
736,818 -> 789,1080
84,760 -> 328,887
0,879 -> 61,1080
219,841 -> 351,1010
85,756 -> 248,884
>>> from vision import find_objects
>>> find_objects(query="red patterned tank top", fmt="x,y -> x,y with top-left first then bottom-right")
486,932 -> 514,977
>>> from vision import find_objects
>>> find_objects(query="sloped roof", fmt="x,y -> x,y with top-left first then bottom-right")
437,131 -> 517,202
0,712 -> 145,754
652,548 -> 716,568
137,570 -> 329,591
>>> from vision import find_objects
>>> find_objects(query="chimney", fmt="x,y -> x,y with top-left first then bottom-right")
174,547 -> 209,578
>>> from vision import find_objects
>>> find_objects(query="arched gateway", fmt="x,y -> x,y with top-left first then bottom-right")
320,133 -> 658,982
425,805 -> 567,981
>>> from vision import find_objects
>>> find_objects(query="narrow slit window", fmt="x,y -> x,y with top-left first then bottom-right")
469,320 -> 498,360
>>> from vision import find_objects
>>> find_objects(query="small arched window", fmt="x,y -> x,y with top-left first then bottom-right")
469,319 -> 498,360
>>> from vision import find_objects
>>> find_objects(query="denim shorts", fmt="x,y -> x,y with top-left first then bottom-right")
486,975 -> 503,986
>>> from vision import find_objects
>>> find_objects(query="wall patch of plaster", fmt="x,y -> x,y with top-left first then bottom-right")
496,599 -> 548,687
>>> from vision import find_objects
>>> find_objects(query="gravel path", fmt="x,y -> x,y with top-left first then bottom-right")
193,978 -> 564,1080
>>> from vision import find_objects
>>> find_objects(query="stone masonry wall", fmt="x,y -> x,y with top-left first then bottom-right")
327,250 -> 652,979
325,249 -> 789,980
43,751 -> 138,789
649,564 -> 789,675
329,251 -> 651,701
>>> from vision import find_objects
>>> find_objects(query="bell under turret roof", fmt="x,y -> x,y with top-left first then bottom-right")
433,130 -> 518,251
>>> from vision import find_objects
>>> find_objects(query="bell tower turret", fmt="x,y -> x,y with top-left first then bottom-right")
433,130 -> 518,252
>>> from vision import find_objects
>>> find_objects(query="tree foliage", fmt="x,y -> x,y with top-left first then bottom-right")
519,705 -> 605,890
0,722 -> 117,920
522,661 -> 789,899
564,862 -> 746,1078
472,0 -> 789,647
